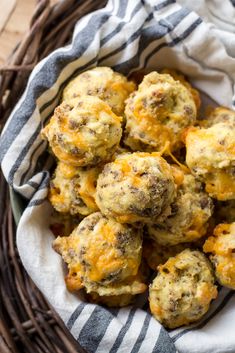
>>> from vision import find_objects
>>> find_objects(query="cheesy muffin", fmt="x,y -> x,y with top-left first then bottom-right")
202,106 -> 235,127
53,212 -> 146,295
185,123 -> 235,200
161,69 -> 201,111
149,249 -> 218,328
95,152 -> 176,224
62,66 -> 136,116
49,161 -> 101,216
148,172 -> 213,245
124,72 -> 197,153
203,222 -> 235,289
41,96 -> 122,166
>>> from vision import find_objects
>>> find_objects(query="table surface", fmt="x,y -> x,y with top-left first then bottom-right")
0,0 -> 35,66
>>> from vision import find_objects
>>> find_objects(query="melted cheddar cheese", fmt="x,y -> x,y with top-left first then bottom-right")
53,212 -> 144,295
49,161 -> 100,216
203,222 -> 235,289
185,122 -> 235,200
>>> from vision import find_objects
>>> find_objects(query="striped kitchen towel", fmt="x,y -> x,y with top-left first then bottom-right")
1,0 -> 235,352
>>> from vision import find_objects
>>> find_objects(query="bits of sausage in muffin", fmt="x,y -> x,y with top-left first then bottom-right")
62,66 -> 136,116
124,72 -> 197,153
149,249 -> 217,328
95,152 -> 176,224
147,171 -> 213,245
41,95 -> 122,166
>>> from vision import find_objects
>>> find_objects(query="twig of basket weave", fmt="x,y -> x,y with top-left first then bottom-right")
0,1 -> 107,352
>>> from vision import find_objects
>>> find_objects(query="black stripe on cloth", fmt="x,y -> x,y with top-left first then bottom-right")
159,7 -> 190,30
27,197 -> 46,207
109,307 -> 136,353
152,327 -> 176,353
143,17 -> 202,69
154,0 -> 175,11
26,172 -> 50,206
26,170 -> 47,190
130,314 -> 151,353
172,290 -> 234,343
67,302 -> 86,331
77,306 -> 119,353
0,0 -> 117,163
8,123 -> 42,185
98,12 -> 154,65
19,140 -> 45,185
26,180 -> 39,189
230,0 -> 235,6
113,8 -> 192,73
100,1 -> 143,46
116,0 -> 129,18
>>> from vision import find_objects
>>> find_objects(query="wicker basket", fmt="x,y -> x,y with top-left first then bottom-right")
0,1 -> 107,352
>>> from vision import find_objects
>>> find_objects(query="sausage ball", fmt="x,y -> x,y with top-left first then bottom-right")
53,212 -> 146,295
201,106 -> 235,127
161,68 -> 201,111
185,123 -> 235,200
41,95 -> 122,166
62,66 -> 136,116
203,222 -> 235,289
49,161 -> 101,216
95,152 -> 176,224
149,249 -> 218,328
124,72 -> 197,153
148,172 -> 213,245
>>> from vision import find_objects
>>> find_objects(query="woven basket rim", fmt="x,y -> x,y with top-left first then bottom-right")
0,1 -> 107,352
